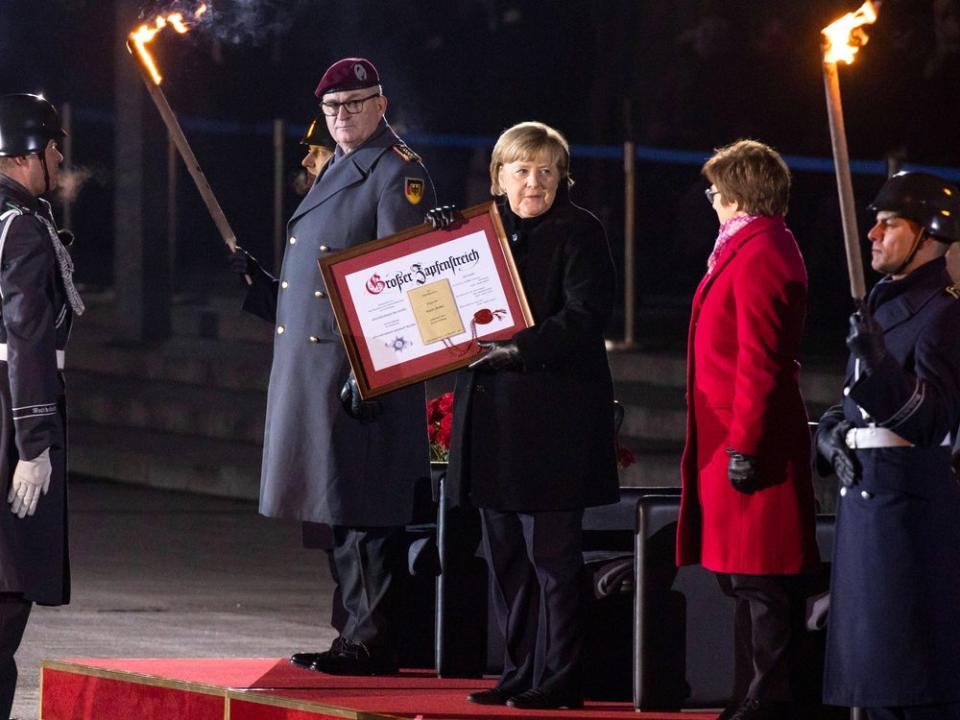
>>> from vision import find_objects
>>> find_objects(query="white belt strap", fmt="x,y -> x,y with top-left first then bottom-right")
0,343 -> 65,370
846,426 -> 951,449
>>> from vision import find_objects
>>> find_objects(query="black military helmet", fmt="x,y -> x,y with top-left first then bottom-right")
300,116 -> 332,147
868,171 -> 960,243
0,93 -> 66,157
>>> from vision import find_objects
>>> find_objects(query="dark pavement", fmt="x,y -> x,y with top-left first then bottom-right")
13,477 -> 337,719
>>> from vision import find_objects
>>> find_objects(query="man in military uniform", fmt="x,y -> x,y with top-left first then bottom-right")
293,116 -> 334,195
230,58 -> 435,675
0,93 -> 82,717
816,171 -> 960,720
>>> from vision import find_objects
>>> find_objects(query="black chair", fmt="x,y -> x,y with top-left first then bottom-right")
577,486 -> 651,700
633,493 -> 837,713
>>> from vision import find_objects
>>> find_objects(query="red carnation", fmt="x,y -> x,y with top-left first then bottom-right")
427,392 -> 455,462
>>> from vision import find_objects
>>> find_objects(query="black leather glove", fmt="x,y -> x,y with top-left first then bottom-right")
816,419 -> 860,487
424,205 -> 459,230
228,245 -> 264,282
468,340 -> 524,372
726,448 -> 763,494
846,305 -> 888,376
339,372 -> 380,423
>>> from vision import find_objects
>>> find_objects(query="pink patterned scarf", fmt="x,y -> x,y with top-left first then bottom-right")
706,214 -> 760,274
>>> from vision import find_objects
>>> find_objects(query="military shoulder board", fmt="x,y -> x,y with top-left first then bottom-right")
946,282 -> 960,300
392,144 -> 420,163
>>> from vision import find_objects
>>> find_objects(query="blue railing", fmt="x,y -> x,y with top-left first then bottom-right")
72,107 -> 960,182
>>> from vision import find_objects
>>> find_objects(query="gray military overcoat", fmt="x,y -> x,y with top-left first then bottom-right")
244,120 -> 434,526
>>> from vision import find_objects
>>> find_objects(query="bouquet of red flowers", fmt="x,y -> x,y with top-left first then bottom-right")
426,392 -> 454,462
428,391 -> 635,470
616,443 -> 636,471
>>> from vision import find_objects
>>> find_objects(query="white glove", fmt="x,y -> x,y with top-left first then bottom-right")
8,448 -> 51,519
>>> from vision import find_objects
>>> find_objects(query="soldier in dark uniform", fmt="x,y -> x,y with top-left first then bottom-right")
229,58 -> 436,675
293,117 -> 334,196
300,116 -> 334,180
0,93 -> 82,717
816,171 -> 960,720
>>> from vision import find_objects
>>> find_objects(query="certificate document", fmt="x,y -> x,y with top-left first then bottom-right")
408,279 -> 465,345
318,202 -> 533,398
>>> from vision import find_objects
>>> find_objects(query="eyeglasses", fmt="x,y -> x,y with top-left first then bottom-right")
319,93 -> 381,117
705,187 -> 721,205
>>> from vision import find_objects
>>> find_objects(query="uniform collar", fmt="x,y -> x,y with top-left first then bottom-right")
0,174 -> 39,212
868,256 -> 951,333
869,256 -> 949,311
288,120 -> 398,223
330,119 -> 395,173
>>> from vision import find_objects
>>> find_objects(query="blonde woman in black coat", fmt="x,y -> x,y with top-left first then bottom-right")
443,121 -> 620,710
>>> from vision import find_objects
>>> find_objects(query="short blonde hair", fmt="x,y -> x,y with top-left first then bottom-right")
702,139 -> 791,216
489,121 -> 572,196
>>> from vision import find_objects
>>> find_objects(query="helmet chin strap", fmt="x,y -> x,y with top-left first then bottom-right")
891,227 -> 927,277
38,150 -> 51,195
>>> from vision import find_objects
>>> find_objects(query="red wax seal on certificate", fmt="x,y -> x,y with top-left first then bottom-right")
442,308 -> 507,356
474,309 -> 494,324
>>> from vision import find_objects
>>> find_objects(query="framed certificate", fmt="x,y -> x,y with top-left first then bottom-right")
318,201 -> 534,398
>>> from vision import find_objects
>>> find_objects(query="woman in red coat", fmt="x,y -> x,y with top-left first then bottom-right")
676,140 -> 819,720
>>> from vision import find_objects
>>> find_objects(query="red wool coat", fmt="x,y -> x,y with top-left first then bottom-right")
676,215 -> 818,575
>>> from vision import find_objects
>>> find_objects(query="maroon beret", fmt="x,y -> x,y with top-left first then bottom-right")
314,58 -> 381,99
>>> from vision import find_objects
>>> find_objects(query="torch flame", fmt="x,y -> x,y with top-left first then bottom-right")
822,1 -> 880,65
128,4 -> 209,85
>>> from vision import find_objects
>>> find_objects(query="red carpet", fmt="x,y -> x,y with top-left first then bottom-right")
40,658 -> 719,719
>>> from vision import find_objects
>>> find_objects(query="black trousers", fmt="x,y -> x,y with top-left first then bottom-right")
331,526 -> 402,655
480,507 -> 584,695
0,593 -> 31,720
714,572 -> 806,704
867,704 -> 960,719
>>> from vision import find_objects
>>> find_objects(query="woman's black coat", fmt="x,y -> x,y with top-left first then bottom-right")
445,192 -> 620,512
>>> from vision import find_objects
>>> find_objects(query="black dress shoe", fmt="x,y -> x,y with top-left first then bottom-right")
308,639 -> 398,676
467,687 -> 516,705
506,687 -> 583,710
290,637 -> 346,669
716,702 -> 740,720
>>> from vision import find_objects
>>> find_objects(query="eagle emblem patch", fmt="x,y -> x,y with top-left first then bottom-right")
404,178 -> 425,205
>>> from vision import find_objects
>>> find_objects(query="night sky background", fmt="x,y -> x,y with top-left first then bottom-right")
2,0 -> 959,347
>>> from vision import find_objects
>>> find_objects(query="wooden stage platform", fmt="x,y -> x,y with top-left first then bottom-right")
39,658 -> 719,719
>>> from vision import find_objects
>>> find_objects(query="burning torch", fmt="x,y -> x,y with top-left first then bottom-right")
821,1 -> 881,303
127,5 -> 250,283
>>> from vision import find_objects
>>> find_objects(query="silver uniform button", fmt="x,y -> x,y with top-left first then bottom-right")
861,490 -> 873,500
319,244 -> 329,252
843,387 -> 851,396
314,290 -> 326,299
308,336 -> 319,343
840,486 -> 848,497
281,280 -> 289,289
277,325 -> 285,334
289,236 -> 297,245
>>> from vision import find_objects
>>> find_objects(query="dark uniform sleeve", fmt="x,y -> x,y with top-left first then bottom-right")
513,213 -> 615,370
1,215 -> 63,460
240,268 -> 280,324
847,301 -> 960,446
376,155 -> 434,237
